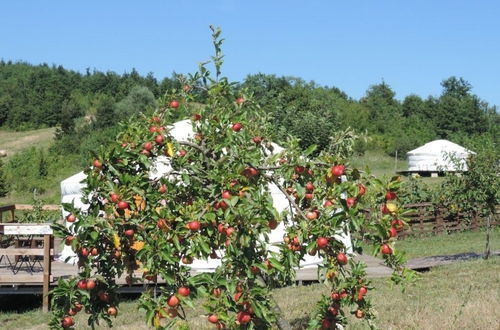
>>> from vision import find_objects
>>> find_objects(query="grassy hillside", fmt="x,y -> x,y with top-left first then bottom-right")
0,127 -> 81,205
0,127 -> 55,158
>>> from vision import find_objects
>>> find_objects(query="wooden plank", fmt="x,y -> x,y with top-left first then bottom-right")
0,274 -> 44,283
0,248 -> 54,256
14,204 -> 60,211
43,234 -> 51,312
1,224 -> 53,235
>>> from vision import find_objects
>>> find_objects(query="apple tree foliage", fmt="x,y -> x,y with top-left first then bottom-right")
50,27 -> 415,330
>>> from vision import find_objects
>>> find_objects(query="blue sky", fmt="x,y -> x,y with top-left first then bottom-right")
1,1 -> 499,106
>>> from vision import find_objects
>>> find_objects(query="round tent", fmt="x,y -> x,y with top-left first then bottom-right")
59,119 -> 353,270
407,139 -> 475,173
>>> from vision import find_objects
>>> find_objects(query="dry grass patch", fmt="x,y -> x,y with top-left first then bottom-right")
0,127 -> 55,159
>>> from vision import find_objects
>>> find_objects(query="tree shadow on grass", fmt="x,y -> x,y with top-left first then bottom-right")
290,316 -> 311,329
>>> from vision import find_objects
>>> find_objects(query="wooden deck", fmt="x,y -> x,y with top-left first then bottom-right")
0,253 -> 393,294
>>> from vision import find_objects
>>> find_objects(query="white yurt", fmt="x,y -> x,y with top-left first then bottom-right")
407,140 -> 475,173
59,120 -> 352,271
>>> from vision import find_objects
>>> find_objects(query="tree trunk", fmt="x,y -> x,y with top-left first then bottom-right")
274,302 -> 292,330
483,211 -> 492,260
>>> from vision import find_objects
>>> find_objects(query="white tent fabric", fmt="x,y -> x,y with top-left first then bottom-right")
60,120 -> 352,269
407,140 -> 475,172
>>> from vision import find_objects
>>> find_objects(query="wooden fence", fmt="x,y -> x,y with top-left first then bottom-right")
399,202 -> 500,238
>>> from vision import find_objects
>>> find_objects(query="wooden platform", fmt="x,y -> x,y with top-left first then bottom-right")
0,254 -> 394,294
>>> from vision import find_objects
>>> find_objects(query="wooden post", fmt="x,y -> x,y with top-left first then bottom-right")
43,234 -> 51,312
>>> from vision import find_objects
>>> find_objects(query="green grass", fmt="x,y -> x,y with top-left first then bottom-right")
398,227 -> 500,259
1,258 -> 498,329
350,150 -> 407,179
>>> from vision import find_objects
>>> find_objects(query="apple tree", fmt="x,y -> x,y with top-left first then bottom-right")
50,27 -> 414,330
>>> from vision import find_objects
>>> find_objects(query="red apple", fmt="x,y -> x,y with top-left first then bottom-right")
66,214 -> 76,223
222,190 -> 232,199
178,149 -> 187,157
225,227 -> 235,236
86,279 -> 96,290
305,182 -> 314,191
358,184 -> 366,196
208,314 -> 219,324
188,221 -> 200,231
380,243 -> 392,255
268,219 -> 278,229
143,142 -> 153,151
64,235 -> 75,246
316,237 -> 329,249
385,191 -> 397,200
323,199 -> 334,207
110,193 -> 119,203
331,292 -> 340,301
192,113 -> 201,121
328,306 -> 338,316
93,159 -> 103,169
124,229 -> 134,237
232,122 -> 242,132
80,247 -> 89,258
62,316 -> 74,328
98,290 -> 110,302
346,197 -> 356,208
236,311 -> 251,325
155,135 -> 164,144
336,252 -> 348,266
391,219 -> 404,231
170,100 -> 179,108
167,295 -> 179,307
107,306 -> 118,317
252,136 -> 262,144
321,318 -> 332,330
294,166 -> 305,174
212,287 -> 221,297
236,97 -> 245,105
306,211 -> 318,220
331,164 -> 345,177
117,201 -> 129,209
90,247 -> 98,256
178,286 -> 190,297
388,227 -> 398,238
77,280 -> 87,290
158,184 -> 167,193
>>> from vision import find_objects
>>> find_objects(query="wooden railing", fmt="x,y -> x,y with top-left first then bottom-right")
0,204 -> 60,224
0,223 -> 54,311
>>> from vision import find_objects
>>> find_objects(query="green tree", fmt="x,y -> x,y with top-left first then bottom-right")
115,85 -> 157,118
93,95 -> 117,128
49,27 -> 413,330
0,159 -> 8,197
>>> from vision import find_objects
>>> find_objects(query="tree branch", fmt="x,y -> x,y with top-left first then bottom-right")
178,141 -> 209,155
263,174 -> 308,222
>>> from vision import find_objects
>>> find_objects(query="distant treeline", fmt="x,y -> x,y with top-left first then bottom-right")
0,61 -> 498,157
